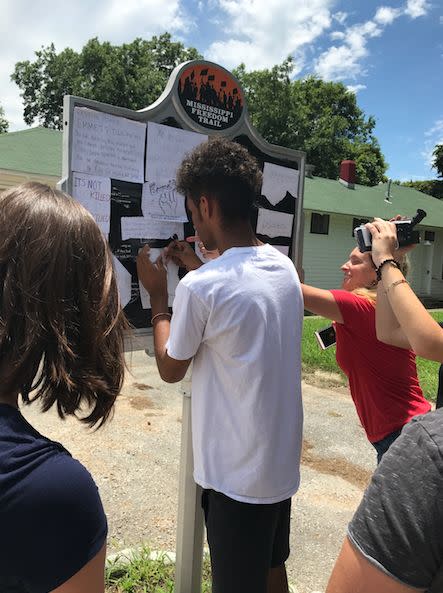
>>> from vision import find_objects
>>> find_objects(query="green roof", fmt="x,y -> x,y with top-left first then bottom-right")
304,176 -> 443,229
1,128 -> 441,229
0,127 -> 62,176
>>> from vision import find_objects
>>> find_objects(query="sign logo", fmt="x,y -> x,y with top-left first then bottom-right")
178,64 -> 244,130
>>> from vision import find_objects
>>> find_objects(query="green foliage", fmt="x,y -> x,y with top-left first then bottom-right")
0,104 -> 8,134
234,59 -> 387,185
432,144 -> 443,178
398,179 -> 443,200
105,547 -> 212,592
302,314 -> 443,401
11,33 -> 202,129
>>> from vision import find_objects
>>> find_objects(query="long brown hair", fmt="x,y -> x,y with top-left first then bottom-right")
0,182 -> 129,427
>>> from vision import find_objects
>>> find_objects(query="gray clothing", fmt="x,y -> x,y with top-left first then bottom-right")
348,409 -> 443,592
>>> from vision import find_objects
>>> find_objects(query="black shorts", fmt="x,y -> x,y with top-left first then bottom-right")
201,489 -> 291,593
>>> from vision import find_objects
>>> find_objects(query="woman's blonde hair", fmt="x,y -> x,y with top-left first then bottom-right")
353,256 -> 410,304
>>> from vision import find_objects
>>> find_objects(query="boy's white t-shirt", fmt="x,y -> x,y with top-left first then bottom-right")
166,244 -> 303,504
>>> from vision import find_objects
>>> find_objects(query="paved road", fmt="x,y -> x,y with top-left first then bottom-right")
22,351 -> 376,593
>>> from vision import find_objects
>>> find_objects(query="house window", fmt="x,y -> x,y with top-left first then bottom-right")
352,218 -> 369,237
310,213 -> 330,235
424,231 -> 435,242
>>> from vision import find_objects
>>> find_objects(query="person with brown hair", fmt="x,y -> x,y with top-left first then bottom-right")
0,183 -> 128,592
301,244 -> 430,463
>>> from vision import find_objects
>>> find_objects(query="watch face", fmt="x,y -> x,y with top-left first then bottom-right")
178,64 -> 244,131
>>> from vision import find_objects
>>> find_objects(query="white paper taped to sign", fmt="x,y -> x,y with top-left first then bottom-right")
113,256 -> 132,309
142,181 -> 188,222
256,208 -> 294,238
145,122 -> 207,182
72,173 -> 111,236
138,248 -> 180,309
72,107 -> 146,183
120,217 -> 184,241
261,162 -> 299,205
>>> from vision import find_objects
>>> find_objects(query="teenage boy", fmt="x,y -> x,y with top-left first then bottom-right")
137,137 -> 303,593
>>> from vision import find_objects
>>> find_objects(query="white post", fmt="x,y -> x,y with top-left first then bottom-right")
175,374 -> 204,593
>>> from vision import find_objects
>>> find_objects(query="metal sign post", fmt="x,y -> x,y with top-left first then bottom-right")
175,378 -> 204,593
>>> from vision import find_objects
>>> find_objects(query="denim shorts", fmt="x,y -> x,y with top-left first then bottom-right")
372,428 -> 403,464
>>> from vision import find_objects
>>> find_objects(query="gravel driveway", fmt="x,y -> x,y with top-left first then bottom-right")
22,351 -> 376,593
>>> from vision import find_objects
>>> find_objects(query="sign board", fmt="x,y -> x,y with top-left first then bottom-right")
59,59 -> 306,341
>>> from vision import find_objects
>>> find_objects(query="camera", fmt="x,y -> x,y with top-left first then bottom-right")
354,209 -> 427,253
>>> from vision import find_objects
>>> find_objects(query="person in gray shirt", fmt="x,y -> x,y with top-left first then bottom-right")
327,410 -> 443,592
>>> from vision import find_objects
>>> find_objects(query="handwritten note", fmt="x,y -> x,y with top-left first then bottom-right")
121,217 -> 184,241
142,180 -> 188,222
256,208 -> 294,238
261,162 -> 299,205
72,107 -> 146,183
72,173 -> 111,236
146,122 -> 207,182
113,256 -> 132,308
138,248 -> 179,309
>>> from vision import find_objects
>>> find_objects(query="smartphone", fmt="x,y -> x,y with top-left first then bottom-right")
314,325 -> 336,350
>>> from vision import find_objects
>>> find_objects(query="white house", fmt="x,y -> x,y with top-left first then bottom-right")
303,163 -> 443,302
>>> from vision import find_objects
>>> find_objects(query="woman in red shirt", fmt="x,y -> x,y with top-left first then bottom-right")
302,245 -> 430,463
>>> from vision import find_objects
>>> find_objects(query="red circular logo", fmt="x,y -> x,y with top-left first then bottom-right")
178,64 -> 244,130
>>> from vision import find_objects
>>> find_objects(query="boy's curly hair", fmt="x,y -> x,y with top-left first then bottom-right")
176,137 -> 262,223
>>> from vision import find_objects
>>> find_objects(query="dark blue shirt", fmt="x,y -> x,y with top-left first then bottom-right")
0,404 -> 107,593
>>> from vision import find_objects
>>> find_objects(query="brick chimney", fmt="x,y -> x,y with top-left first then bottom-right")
339,160 -> 356,189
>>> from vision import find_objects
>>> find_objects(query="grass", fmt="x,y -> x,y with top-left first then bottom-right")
302,312 -> 443,402
106,548 -> 212,593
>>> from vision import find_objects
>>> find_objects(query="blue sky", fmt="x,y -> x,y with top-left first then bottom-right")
0,0 -> 442,181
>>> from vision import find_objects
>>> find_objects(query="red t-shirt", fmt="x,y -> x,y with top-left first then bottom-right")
330,290 -> 431,443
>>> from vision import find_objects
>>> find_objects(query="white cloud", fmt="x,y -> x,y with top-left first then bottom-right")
347,84 -> 367,93
421,119 -> 443,174
206,0 -> 334,72
425,119 -> 443,137
405,0 -> 430,19
314,0 -> 429,83
103,0 -> 188,37
314,20 -> 378,81
0,0 -> 191,130
374,6 -> 401,25
333,11 -> 348,25
330,31 -> 346,40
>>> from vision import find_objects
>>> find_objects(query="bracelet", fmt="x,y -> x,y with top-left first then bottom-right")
385,279 -> 408,294
151,312 -> 172,324
376,259 -> 400,281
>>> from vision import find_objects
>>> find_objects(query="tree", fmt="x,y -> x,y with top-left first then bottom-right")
0,104 -> 8,134
234,60 -> 387,185
11,33 -> 202,129
399,180 -> 443,200
432,144 -> 443,178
